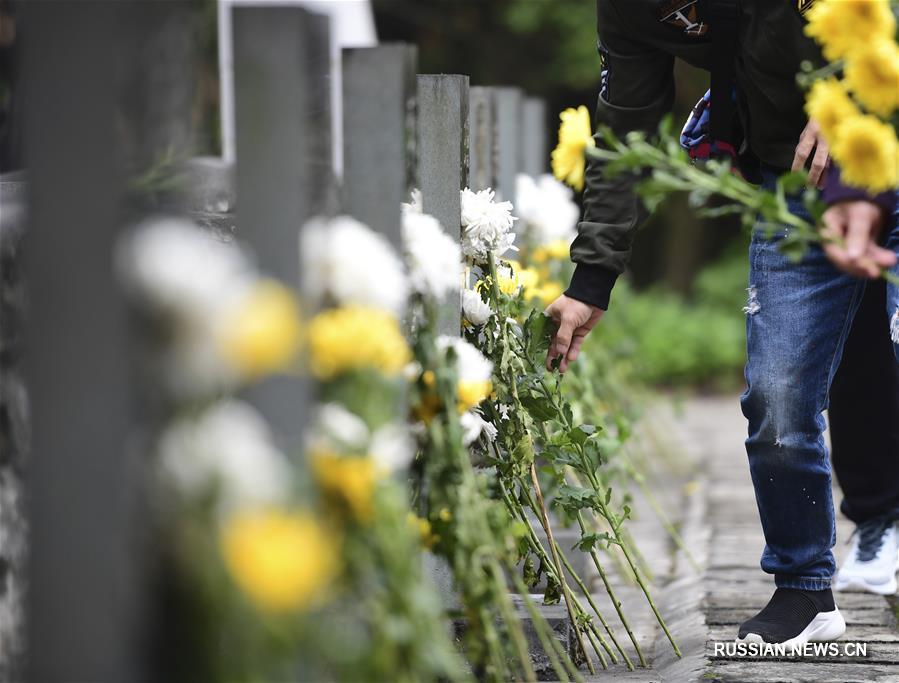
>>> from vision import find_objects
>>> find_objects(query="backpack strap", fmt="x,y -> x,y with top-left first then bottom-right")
699,0 -> 739,144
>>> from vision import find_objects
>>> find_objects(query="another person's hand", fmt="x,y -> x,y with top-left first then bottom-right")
544,295 -> 604,373
822,200 -> 896,279
792,119 -> 830,189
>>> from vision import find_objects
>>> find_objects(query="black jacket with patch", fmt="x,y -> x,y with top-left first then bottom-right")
567,0 -> 823,310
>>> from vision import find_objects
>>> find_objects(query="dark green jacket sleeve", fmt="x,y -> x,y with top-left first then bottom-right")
566,0 -> 675,310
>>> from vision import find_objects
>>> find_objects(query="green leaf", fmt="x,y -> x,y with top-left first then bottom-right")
574,532 -> 612,552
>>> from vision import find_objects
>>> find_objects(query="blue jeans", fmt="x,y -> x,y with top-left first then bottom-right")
741,174 -> 899,590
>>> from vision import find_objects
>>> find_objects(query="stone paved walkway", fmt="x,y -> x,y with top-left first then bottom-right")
572,395 -> 899,683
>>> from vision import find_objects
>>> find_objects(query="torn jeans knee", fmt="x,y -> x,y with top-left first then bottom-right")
744,285 -> 760,315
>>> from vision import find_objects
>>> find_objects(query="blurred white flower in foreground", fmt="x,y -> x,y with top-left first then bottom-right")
370,422 -> 415,473
119,217 -> 254,315
402,206 -> 462,299
301,215 -> 408,316
515,174 -> 579,245
460,188 -> 517,263
461,288 -> 493,326
310,402 -> 414,473
314,402 -> 369,450
158,400 -> 291,512
116,218 -> 253,395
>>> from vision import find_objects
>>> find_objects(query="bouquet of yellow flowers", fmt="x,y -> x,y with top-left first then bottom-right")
804,0 -> 899,192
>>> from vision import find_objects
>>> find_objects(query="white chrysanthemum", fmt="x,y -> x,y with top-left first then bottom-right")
460,410 -> 497,446
460,188 -> 517,263
370,422 -> 415,472
314,402 -> 369,450
437,335 -> 493,383
402,206 -> 462,299
117,218 -> 257,397
309,404 -> 414,473
515,174 -> 579,245
118,217 -> 254,316
157,401 -> 291,511
461,288 -> 493,326
403,188 -> 423,215
301,215 -> 408,316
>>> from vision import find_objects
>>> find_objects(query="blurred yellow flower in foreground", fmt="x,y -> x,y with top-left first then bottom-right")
830,114 -> 899,192
221,509 -> 338,613
457,379 -> 493,413
533,281 -> 564,308
220,280 -> 302,377
311,451 -> 379,523
805,0 -> 896,61
844,38 -> 899,117
805,79 -> 861,142
531,239 -> 570,264
308,306 -> 410,379
407,513 -> 439,548
552,106 -> 595,191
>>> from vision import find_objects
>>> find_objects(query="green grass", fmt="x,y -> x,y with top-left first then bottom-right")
593,245 -> 749,391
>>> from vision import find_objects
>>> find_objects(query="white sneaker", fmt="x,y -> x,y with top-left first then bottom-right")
834,518 -> 899,595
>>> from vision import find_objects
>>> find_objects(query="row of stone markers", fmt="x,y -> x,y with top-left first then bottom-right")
3,3 -> 568,682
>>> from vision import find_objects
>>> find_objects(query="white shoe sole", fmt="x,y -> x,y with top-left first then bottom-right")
738,608 -> 846,648
834,549 -> 899,595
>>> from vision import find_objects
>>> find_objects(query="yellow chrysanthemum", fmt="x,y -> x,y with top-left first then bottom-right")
830,114 -> 899,192
551,106 -> 595,191
457,379 -> 492,412
220,508 -> 338,613
805,0 -> 896,61
516,266 -> 542,299
534,281 -> 564,308
311,451 -> 380,523
407,513 -> 439,548
307,306 -> 410,379
805,78 -> 861,142
219,280 -> 302,377
531,239 -> 571,264
844,38 -> 899,117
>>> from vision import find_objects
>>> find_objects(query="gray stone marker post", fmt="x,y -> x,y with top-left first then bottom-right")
493,87 -> 524,203
521,97 -> 548,177
232,6 -> 331,443
342,44 -> 418,249
416,74 -> 469,335
21,3 -> 141,681
467,86 -> 496,193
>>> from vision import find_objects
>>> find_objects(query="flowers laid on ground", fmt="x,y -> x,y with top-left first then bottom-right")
122,178 -> 680,681
803,0 -> 899,192
122,214 -> 462,683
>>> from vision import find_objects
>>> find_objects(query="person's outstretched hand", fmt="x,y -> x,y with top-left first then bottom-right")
822,200 -> 896,279
545,294 -> 604,373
